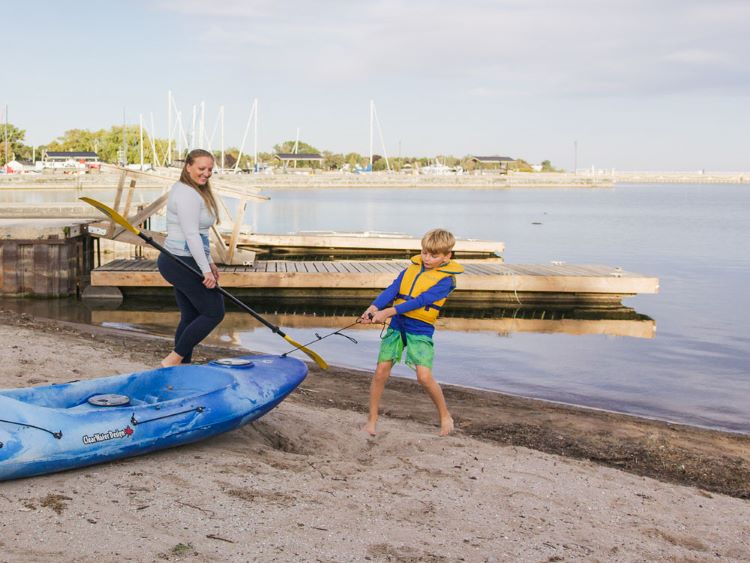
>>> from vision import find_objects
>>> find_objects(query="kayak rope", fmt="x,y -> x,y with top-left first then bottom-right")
130,406 -> 205,426
281,319 -> 362,357
0,418 -> 63,439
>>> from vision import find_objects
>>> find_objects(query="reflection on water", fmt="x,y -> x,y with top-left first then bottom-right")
0,296 -> 655,343
90,302 -> 657,340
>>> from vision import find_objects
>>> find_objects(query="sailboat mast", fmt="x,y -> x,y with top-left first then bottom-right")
139,114 -> 144,170
369,100 -> 374,167
253,99 -> 258,173
167,91 -> 172,166
220,105 -> 225,171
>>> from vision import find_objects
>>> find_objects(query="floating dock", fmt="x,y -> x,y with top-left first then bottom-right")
91,259 -> 659,307
231,231 -> 503,259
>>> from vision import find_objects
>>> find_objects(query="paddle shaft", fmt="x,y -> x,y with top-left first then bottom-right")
80,195 -> 326,367
139,233 -> 286,337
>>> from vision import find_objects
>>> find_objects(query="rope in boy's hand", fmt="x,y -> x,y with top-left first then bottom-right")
365,312 -> 393,339
281,318 -> 365,356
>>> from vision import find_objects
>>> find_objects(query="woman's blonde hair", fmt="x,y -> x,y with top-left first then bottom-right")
180,149 -> 220,222
421,228 -> 456,255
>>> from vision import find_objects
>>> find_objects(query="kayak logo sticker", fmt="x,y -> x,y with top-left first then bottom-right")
82,425 -> 134,445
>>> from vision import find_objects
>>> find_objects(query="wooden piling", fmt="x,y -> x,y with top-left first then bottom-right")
0,220 -> 94,297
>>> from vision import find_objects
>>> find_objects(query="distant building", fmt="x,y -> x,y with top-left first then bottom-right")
43,151 -> 99,163
40,151 -> 100,172
2,160 -> 40,174
4,160 -> 24,173
274,152 -> 324,170
470,155 -> 515,174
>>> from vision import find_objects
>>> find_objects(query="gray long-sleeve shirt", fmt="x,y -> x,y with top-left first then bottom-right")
164,181 -> 215,273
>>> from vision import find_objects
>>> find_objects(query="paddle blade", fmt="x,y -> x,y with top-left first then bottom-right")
79,197 -> 141,236
283,335 -> 329,370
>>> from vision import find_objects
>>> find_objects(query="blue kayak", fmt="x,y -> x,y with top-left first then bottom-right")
0,355 -> 307,481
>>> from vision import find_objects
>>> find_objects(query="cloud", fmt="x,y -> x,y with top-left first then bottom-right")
153,0 -> 750,97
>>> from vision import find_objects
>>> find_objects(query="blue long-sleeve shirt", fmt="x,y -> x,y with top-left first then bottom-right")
372,269 -> 455,337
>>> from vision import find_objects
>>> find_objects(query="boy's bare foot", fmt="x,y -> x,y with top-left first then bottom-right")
362,420 -> 378,436
439,416 -> 454,436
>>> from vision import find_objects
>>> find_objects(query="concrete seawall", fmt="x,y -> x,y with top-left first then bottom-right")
1,169 -> 747,191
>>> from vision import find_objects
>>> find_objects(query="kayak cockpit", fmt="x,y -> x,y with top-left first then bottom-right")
0,364 -> 238,410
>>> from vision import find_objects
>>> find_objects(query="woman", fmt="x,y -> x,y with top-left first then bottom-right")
158,148 -> 224,367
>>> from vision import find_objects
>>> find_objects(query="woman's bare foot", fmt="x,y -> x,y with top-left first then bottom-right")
362,420 -> 378,436
160,351 -> 184,368
439,416 -> 454,436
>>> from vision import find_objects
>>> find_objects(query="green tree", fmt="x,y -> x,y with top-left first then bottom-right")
372,155 -> 389,171
540,159 -> 563,172
508,159 -> 533,172
0,123 -> 29,165
343,152 -> 365,168
273,139 -> 320,155
436,155 -> 460,167
46,125 -> 168,165
322,150 -> 344,170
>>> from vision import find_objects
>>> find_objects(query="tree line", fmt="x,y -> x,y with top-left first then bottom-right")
1,123 -> 563,172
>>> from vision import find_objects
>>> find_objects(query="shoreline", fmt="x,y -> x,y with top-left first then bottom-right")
3,309 -> 748,500
2,308 -> 749,560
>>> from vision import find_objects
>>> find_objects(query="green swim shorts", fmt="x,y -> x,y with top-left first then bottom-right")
377,327 -> 434,370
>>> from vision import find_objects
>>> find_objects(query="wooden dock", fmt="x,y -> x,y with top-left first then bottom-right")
230,231 -> 503,259
91,259 -> 659,307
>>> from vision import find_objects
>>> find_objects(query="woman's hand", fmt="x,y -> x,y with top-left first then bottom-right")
209,262 -> 220,282
202,271 -> 217,288
360,305 -> 379,323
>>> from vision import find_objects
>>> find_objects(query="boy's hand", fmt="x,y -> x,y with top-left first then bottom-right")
371,307 -> 396,324
360,305 -> 378,323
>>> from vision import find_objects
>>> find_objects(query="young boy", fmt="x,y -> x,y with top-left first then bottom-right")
360,228 -> 463,437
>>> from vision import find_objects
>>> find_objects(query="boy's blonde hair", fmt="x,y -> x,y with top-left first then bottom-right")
421,228 -> 456,255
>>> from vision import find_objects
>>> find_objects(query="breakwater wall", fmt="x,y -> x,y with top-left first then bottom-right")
1,170 -> 747,191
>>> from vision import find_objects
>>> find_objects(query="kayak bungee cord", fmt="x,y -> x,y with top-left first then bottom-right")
79,197 -> 328,370
130,406 -> 205,426
0,418 -> 62,439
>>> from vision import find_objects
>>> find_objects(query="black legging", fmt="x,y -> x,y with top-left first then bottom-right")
157,253 -> 225,363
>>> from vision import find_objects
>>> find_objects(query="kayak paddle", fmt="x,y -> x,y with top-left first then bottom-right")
80,196 -> 329,369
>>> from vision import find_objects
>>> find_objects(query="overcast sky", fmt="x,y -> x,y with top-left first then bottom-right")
2,0 -> 748,170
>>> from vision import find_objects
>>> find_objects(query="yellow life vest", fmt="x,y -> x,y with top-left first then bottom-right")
393,255 -> 464,325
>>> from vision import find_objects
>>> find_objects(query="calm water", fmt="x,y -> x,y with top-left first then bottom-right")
2,184 -> 748,432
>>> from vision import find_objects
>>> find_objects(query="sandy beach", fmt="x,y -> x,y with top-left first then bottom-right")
1,309 -> 749,562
